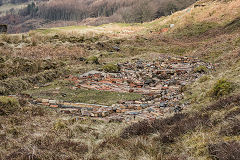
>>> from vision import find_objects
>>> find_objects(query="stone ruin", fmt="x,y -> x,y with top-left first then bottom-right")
21,56 -> 213,123
0,24 -> 7,33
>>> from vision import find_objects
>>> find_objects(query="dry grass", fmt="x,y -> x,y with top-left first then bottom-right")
0,0 -> 240,159
208,141 -> 240,160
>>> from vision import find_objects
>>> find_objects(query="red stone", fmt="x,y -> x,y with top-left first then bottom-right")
50,105 -> 58,108
129,89 -> 134,93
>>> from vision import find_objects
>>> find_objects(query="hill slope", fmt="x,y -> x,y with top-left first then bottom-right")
0,0 -> 240,159
0,0 -> 197,33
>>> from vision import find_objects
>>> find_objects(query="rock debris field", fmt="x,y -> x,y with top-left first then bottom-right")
27,56 -> 213,122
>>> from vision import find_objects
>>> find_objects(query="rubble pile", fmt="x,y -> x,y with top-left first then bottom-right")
31,56 -> 213,122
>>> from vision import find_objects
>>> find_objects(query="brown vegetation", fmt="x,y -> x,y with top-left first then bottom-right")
0,0 -> 197,33
208,141 -> 240,160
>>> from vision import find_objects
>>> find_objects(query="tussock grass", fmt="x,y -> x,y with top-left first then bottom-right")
102,63 -> 120,73
208,141 -> 240,160
0,69 -> 68,95
0,96 -> 20,115
209,79 -> 235,98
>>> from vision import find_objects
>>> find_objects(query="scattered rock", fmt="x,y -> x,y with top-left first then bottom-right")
27,56 -> 212,122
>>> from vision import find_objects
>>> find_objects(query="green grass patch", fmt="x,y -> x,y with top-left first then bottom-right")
25,81 -> 143,105
198,75 -> 210,83
194,65 -> 208,73
209,79 -> 234,99
55,25 -> 90,30
34,28 -> 59,34
234,37 -> 240,46
158,46 -> 189,55
86,56 -> 100,64
102,63 -> 120,73
174,22 -> 218,38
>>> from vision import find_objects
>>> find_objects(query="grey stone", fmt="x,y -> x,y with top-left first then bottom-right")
112,46 -> 120,51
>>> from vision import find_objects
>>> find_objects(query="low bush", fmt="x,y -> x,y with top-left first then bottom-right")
0,69 -> 67,95
1,34 -> 22,44
219,118 -> 240,136
194,65 -> 208,73
121,113 -> 211,144
224,17 -> 240,32
102,63 -> 120,73
208,141 -> 240,160
86,56 -> 99,64
5,148 -> 39,160
205,94 -> 240,112
198,75 -> 210,83
225,107 -> 240,119
54,120 -> 67,130
55,140 -> 88,154
0,96 -> 20,115
120,120 -> 154,138
209,79 -> 234,98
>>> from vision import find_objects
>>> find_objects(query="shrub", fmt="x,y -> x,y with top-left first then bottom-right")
1,34 -> 22,44
0,86 -> 8,95
6,127 -> 20,136
55,140 -> 88,154
205,94 -> 240,111
102,63 -> 120,73
0,56 -> 5,63
1,34 -> 11,43
86,56 -> 99,64
198,75 -> 209,83
54,120 -> 67,130
208,141 -> 240,160
194,65 -> 208,73
209,79 -> 234,98
5,148 -> 39,160
120,113 -> 210,144
0,96 -> 20,115
120,120 -> 154,138
219,118 -> 240,136
225,107 -> 240,119
31,106 -> 46,116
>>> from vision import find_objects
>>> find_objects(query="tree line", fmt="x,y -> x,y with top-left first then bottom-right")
16,0 -> 196,23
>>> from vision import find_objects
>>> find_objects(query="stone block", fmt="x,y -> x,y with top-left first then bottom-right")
64,102 -> 71,106
137,106 -> 142,110
120,105 -> 126,109
42,102 -> 50,106
50,105 -> 58,108
42,99 -> 49,103
49,100 -> 57,104
61,110 -> 71,114
102,111 -> 109,117
121,109 -> 127,113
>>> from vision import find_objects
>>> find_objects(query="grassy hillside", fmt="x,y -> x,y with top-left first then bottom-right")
0,0 -> 240,159
0,0 -> 197,33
